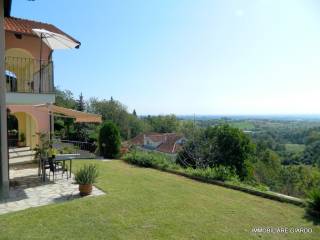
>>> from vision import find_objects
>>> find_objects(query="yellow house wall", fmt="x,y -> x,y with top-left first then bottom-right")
5,48 -> 35,92
5,31 -> 53,93
9,105 -> 50,149
5,31 -> 52,60
13,112 -> 38,148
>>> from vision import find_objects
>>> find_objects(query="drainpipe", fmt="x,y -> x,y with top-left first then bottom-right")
0,0 -> 9,199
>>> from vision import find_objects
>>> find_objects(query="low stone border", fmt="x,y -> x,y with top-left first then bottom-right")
123,161 -> 306,207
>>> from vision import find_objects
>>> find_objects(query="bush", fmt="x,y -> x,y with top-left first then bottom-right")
123,150 -> 270,193
177,124 -> 255,180
99,121 -> 121,159
276,165 -> 320,198
307,188 -> 320,218
185,166 -> 239,182
123,150 -> 179,170
75,164 -> 99,185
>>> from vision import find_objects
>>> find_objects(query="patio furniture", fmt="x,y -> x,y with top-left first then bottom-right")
39,154 -> 80,182
40,157 -> 67,182
56,153 -> 80,174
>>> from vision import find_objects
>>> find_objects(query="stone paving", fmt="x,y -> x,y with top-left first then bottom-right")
0,164 -> 105,215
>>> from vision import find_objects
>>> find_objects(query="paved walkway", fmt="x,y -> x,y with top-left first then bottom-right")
0,164 -> 105,215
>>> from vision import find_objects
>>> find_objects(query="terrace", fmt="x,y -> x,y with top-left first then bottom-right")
5,56 -> 54,94
0,162 -> 104,215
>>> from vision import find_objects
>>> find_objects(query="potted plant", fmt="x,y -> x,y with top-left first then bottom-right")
75,164 -> 99,196
18,133 -> 26,147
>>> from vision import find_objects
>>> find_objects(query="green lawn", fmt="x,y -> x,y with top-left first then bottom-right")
0,160 -> 319,240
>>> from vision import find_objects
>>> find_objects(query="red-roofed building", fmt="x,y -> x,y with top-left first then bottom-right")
1,0 -> 100,199
3,1 -> 82,150
129,133 -> 185,154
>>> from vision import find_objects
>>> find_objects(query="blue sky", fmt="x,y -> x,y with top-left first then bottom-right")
12,0 -> 320,115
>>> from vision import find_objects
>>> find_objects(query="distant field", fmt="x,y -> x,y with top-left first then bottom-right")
285,144 -> 306,153
230,122 -> 255,130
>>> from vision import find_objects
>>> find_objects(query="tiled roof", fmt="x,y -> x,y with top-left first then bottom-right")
129,132 -> 184,154
157,134 -> 183,154
4,17 -> 80,45
129,132 -> 158,145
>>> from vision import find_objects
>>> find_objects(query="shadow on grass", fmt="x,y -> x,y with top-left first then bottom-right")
304,208 -> 320,226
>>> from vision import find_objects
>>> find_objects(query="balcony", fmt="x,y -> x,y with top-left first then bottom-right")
5,56 -> 55,105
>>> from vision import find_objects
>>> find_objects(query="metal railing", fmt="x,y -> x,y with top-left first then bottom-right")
52,139 -> 98,159
5,56 -> 54,94
8,138 -> 19,148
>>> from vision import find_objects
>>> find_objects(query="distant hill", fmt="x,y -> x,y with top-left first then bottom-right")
177,115 -> 320,121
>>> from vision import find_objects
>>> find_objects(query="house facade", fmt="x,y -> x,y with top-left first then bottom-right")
4,6 -> 80,149
1,0 -> 101,199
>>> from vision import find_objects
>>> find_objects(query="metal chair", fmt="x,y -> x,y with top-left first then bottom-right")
41,157 -> 65,182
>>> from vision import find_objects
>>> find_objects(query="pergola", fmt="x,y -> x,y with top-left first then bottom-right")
34,104 -> 102,123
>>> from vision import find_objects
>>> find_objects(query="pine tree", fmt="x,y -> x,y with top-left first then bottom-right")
133,109 -> 137,117
75,93 -> 88,141
77,93 -> 85,112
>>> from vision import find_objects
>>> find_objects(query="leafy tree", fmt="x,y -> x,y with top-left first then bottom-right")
99,121 -> 121,159
305,130 -> 320,145
254,149 -> 281,189
88,97 -> 148,139
300,140 -> 320,165
177,124 -> 255,180
277,165 -> 320,197
177,120 -> 199,139
144,115 -> 179,133
54,87 -> 77,109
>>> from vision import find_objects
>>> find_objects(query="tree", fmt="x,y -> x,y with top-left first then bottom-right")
177,124 -> 255,179
144,115 -> 179,133
300,140 -> 320,165
54,87 -> 77,109
277,165 -> 320,197
254,149 -> 281,189
99,121 -> 121,159
177,120 -> 198,139
74,92 -> 89,141
87,97 -> 148,140
132,109 -> 137,117
77,92 -> 85,112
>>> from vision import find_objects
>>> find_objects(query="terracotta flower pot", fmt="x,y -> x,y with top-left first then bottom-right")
79,184 -> 93,196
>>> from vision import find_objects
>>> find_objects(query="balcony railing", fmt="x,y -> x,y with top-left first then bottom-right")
5,56 -> 54,94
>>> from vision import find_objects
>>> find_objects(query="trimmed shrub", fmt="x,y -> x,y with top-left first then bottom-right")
99,121 -> 121,159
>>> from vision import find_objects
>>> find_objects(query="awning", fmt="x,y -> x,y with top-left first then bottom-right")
34,104 -> 102,123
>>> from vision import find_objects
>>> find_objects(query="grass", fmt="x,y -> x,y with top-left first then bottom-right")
0,160 -> 319,240
285,144 -> 306,153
